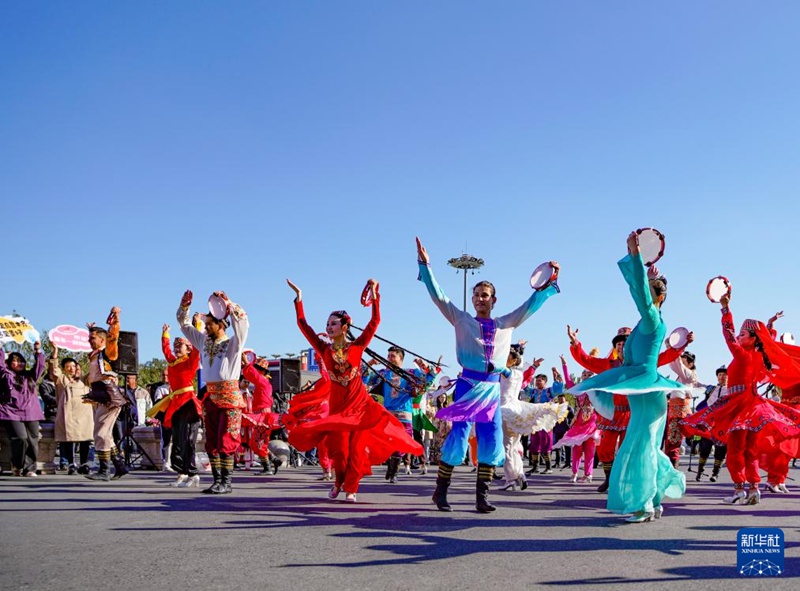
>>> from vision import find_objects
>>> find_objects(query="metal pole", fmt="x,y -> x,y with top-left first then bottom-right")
463,269 -> 468,311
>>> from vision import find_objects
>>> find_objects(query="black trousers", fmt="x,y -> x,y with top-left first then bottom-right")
170,402 -> 200,476
59,441 -> 91,466
2,420 -> 39,473
698,438 -> 727,463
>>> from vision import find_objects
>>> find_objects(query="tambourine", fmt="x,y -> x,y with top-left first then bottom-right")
706,276 -> 731,303
666,326 -> 690,349
208,293 -> 230,320
635,227 -> 666,267
780,332 -> 796,345
243,349 -> 257,364
529,262 -> 559,290
360,281 -> 379,306
438,375 -> 455,388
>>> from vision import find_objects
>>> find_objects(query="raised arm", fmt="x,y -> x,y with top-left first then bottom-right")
560,354 -> 575,389
416,237 -> 462,326
161,324 -> 176,363
720,295 -> 743,358
497,281 -> 560,329
569,342 -> 611,374
105,308 -> 120,362
354,280 -> 380,347
227,298 -> 249,355
617,249 -> 659,335
32,346 -> 46,381
177,291 -> 206,350
288,280 -> 327,356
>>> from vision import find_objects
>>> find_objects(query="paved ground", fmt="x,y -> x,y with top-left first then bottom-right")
1,463 -> 797,591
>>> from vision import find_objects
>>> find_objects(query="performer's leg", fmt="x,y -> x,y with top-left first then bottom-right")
696,437 -> 712,480
711,444 -> 727,482
595,430 -> 617,493
342,430 -> 368,496
170,405 -> 188,476
60,441 -> 75,470
723,430 -> 747,503
201,400 -> 222,493
474,412 -> 503,512
743,431 -> 761,503
87,405 -> 118,481
571,444 -> 581,479
433,420 -> 471,512
326,431 -> 349,492
584,438 -> 597,478
317,438 -> 333,478
217,408 -> 242,493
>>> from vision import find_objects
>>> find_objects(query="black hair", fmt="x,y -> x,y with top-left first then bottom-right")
388,346 -> 405,360
472,280 -> 496,297
649,276 -> 668,303
507,350 -> 522,368
6,352 -> 25,368
612,334 -> 628,346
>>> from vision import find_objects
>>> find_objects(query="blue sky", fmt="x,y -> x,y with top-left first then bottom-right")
2,2 -> 799,385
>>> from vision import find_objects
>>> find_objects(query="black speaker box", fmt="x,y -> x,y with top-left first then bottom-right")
112,331 -> 139,375
267,358 -> 301,394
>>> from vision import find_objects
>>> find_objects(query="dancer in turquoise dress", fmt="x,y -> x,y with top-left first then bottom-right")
569,232 -> 688,522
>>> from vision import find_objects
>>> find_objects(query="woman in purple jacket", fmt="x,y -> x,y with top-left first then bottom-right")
1,342 -> 45,476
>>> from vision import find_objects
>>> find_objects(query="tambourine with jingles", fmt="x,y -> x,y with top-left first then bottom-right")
529,262 -> 559,291
360,280 -> 379,307
635,227 -> 666,267
208,292 -> 230,320
706,276 -> 731,303
666,326 -> 690,349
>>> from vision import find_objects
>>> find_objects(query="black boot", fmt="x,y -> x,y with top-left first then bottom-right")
596,462 -> 612,493
218,465 -> 233,494
710,459 -> 722,483
202,459 -> 221,494
476,464 -> 496,513
695,458 -> 707,482
525,453 -> 540,476
86,454 -> 111,481
432,463 -> 453,512
386,457 -> 401,483
543,455 -> 553,474
259,458 -> 274,475
110,449 -> 128,480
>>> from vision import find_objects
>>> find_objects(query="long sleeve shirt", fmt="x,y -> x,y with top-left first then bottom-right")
177,302 -> 249,383
0,351 -> 46,421
418,262 -> 558,375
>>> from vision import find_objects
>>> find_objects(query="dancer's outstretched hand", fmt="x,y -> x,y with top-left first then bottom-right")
627,231 -> 639,255
180,290 -> 193,307
416,237 -> 430,264
287,279 -> 302,302
566,325 -> 579,345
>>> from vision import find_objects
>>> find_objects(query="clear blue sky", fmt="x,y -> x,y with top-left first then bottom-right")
2,2 -> 799,385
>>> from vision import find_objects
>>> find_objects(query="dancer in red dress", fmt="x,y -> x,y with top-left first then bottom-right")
286,278 -> 422,502
682,295 -> 800,504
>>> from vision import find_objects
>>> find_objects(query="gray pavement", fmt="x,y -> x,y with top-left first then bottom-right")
1,463 -> 797,591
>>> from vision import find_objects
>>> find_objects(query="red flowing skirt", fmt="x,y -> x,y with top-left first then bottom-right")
682,390 -> 800,454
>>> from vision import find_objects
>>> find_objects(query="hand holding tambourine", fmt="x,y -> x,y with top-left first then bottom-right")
530,261 -> 560,291
361,279 -> 379,306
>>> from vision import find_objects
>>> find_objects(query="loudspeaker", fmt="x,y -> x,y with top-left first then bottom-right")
280,358 -> 301,394
112,331 -> 139,375
268,358 -> 301,394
